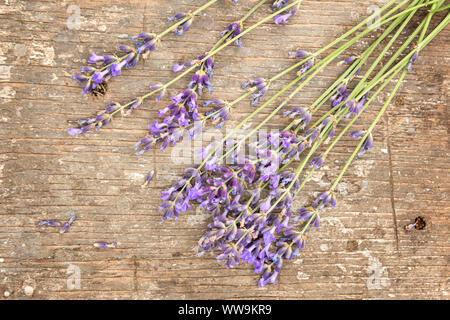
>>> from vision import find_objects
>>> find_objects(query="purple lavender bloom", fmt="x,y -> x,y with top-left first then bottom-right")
109,59 -> 128,77
88,52 -> 112,65
124,97 -> 144,117
149,83 -> 166,102
135,89 -> 199,155
204,100 -> 230,129
59,215 -> 76,234
272,0 -> 293,9
67,102 -> 122,136
172,60 -> 194,73
94,242 -> 117,248
309,155 -> 324,170
166,13 -> 186,23
171,14 -> 194,36
263,226 -> 277,245
39,220 -> 60,227
343,56 -> 357,64
274,5 -> 298,25
221,22 -> 243,47
242,78 -> 270,105
73,30 -> 159,95
298,59 -> 314,78
284,230 -> 305,249
91,69 -> 109,84
406,52 -> 418,72
357,132 -> 374,157
71,74 -> 89,83
136,37 -> 157,55
187,54 -> 215,96
142,170 -> 155,187
313,191 -> 337,210
350,130 -> 365,139
258,259 -> 283,287
288,50 -> 308,59
283,106 -> 311,129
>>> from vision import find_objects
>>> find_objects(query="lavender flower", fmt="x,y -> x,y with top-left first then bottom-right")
406,52 -> 418,72
94,242 -> 117,248
204,99 -> 230,129
60,215 -> 76,234
349,130 -> 365,139
88,52 -> 116,65
172,60 -> 196,73
274,4 -> 298,25
288,50 -> 308,59
71,9 -> 195,96
309,155 -> 325,170
283,106 -> 312,129
357,132 -> 373,157
134,89 -> 199,155
344,94 -> 367,118
221,22 -> 243,47
188,54 -> 215,96
312,191 -> 336,210
133,51 -> 221,156
272,0 -> 294,10
242,78 -> 270,105
67,101 -> 123,136
338,55 -> 358,65
142,170 -> 155,187
39,220 -> 60,227
297,59 -> 314,78
166,13 -> 186,23
171,14 -> 194,37
161,124 -> 324,286
150,83 -> 166,102
350,129 -> 373,157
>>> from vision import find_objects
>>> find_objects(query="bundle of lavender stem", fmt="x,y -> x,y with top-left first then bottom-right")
67,0 -> 303,136
156,0 -> 449,286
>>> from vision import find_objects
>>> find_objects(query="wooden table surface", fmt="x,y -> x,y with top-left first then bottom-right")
0,0 -> 448,299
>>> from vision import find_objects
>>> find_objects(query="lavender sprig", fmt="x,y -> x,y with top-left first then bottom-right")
71,0 -> 220,95
68,0 -> 303,139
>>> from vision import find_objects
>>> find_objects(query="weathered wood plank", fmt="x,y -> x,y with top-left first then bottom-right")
0,0 -> 448,299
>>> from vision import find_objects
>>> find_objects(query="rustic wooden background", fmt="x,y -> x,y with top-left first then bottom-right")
0,0 -> 448,299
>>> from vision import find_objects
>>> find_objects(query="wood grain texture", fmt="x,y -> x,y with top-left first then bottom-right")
0,0 -> 448,300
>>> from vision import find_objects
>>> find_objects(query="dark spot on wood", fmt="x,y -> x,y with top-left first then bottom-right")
346,240 -> 359,252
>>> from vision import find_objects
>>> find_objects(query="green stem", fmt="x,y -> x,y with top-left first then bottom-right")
110,0 -> 304,116
92,0 -> 220,77
211,0 -> 424,167
158,0 -> 220,38
246,1 -> 443,214
240,0 -> 270,22
331,70 -> 407,191
330,7 -> 449,191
